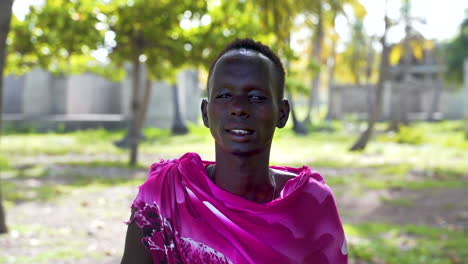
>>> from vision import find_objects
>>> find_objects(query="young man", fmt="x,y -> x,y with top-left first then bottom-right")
121,39 -> 347,264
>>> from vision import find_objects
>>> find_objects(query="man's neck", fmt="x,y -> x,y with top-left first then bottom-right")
213,145 -> 274,203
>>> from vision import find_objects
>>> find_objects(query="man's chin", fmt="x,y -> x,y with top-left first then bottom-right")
226,145 -> 265,156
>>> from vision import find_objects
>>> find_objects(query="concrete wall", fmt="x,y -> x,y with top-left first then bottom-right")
67,72 -> 121,114
3,65 -> 218,130
330,82 -> 463,120
441,89 -> 464,120
121,64 -> 201,129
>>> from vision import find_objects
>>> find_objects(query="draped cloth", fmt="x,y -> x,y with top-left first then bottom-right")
129,152 -> 347,264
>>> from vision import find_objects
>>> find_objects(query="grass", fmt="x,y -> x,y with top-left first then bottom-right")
2,165 -> 143,203
1,121 -> 467,263
0,224 -> 104,264
380,197 -> 415,207
2,121 -> 467,171
345,223 -> 468,263
2,121 -> 466,202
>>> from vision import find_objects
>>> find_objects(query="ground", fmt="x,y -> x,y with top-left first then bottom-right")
1,122 -> 467,263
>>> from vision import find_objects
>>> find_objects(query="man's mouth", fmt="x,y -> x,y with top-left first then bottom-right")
226,129 -> 254,135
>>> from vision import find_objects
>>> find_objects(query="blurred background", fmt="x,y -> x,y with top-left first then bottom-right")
0,0 -> 467,263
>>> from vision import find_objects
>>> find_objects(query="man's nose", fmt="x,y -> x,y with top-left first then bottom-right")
230,96 -> 250,118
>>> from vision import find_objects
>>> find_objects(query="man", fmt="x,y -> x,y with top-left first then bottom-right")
121,39 -> 347,264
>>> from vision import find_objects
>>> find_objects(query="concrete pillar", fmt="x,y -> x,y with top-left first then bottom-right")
331,84 -> 341,119
22,68 -> 52,116
145,81 -> 174,129
177,69 -> 201,124
3,74 -> 24,114
51,74 -> 67,115
382,81 -> 392,119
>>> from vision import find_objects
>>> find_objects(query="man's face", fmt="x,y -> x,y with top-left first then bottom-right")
202,49 -> 288,155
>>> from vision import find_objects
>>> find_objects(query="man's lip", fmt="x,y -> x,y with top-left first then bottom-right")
224,128 -> 255,132
224,128 -> 255,137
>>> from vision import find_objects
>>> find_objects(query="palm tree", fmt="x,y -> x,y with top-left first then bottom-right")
350,0 -> 391,151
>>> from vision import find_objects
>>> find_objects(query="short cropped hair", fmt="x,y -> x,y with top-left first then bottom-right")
207,38 -> 285,100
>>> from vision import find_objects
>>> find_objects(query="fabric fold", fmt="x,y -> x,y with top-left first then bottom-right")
129,152 -> 347,264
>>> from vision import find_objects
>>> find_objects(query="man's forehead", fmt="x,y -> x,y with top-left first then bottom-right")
208,48 -> 281,99
211,49 -> 275,80
217,49 -> 272,66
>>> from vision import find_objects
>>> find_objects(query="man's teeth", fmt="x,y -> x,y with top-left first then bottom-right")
230,129 -> 250,134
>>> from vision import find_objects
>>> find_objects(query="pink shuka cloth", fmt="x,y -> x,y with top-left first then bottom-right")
129,152 -> 347,264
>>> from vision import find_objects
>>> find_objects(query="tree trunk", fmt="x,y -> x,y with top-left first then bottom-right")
464,59 -> 468,135
400,24 -> 412,126
171,83 -> 188,135
389,4 -> 412,131
0,0 -> 14,234
135,77 -> 152,131
304,3 -> 323,125
129,58 -> 142,166
365,41 -> 376,116
325,35 -> 337,120
350,0 -> 391,151
287,91 -> 308,135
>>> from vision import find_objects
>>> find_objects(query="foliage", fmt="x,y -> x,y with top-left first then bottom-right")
6,0 -> 105,76
388,38 -> 429,66
443,16 -> 468,84
180,0 -> 266,71
0,155 -> 10,170
338,18 -> 371,84
103,0 -> 207,82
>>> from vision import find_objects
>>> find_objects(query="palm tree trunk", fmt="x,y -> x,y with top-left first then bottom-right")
135,77 -> 152,131
304,3 -> 323,125
129,57 -> 142,166
350,0 -> 390,151
0,0 -> 14,234
171,83 -> 188,135
287,91 -> 308,135
365,40 -> 376,116
390,0 -> 412,130
325,35 -> 337,120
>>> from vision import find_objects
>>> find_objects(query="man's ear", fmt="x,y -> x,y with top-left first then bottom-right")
277,99 -> 290,128
201,99 -> 209,128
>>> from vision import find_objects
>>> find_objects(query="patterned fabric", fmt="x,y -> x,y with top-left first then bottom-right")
128,152 -> 347,264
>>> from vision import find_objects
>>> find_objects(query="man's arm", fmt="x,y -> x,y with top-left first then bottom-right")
120,212 -> 154,264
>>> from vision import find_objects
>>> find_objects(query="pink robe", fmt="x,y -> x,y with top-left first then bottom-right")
129,152 -> 347,264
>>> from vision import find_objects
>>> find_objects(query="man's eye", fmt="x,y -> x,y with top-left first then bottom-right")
249,95 -> 266,102
215,93 -> 231,99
